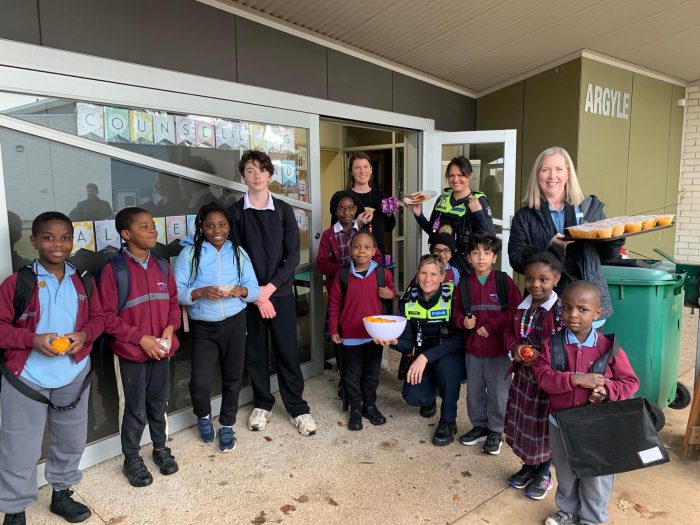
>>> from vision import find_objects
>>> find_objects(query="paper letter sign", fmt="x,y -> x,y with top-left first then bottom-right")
76,103 -> 105,141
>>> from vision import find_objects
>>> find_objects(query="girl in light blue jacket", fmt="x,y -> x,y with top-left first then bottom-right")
174,202 -> 259,453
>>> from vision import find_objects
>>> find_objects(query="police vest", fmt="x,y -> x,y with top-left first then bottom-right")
401,283 -> 455,349
434,190 -> 486,218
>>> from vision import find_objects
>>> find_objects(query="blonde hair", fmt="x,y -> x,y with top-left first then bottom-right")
523,147 -> 585,210
416,254 -> 445,276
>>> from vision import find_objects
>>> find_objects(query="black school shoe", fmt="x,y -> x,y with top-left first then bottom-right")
432,420 -> 457,446
362,406 -> 387,425
419,401 -> 437,418
3,512 -> 25,525
152,447 -> 179,475
50,489 -> 92,523
123,457 -> 153,487
348,407 -> 363,431
482,431 -> 503,455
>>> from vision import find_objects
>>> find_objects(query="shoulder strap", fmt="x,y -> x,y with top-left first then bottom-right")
459,276 -> 472,316
375,264 -> 385,287
75,269 -> 94,300
151,252 -> 170,280
375,265 -> 393,315
494,271 -> 509,312
13,266 -> 37,324
589,333 -> 620,374
338,265 -> 350,298
550,330 -> 568,372
111,252 -> 130,313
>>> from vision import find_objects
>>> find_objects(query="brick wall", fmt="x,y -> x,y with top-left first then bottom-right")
676,84 -> 700,262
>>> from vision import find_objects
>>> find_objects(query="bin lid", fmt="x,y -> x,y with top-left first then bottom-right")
603,265 -> 684,286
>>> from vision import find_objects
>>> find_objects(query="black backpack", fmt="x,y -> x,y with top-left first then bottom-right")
550,330 -> 619,374
337,264 -> 393,315
459,270 -> 510,317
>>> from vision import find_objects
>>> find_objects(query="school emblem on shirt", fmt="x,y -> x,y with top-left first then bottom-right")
489,293 -> 500,303
157,282 -> 168,291
37,280 -> 46,289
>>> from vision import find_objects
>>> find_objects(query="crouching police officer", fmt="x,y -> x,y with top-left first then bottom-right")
373,255 -> 464,446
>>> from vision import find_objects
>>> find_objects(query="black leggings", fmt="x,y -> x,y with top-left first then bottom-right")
189,311 -> 247,427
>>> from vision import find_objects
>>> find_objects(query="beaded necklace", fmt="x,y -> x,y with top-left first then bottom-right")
520,309 -> 536,340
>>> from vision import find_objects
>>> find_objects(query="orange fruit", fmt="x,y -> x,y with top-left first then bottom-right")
520,346 -> 535,360
51,337 -> 71,353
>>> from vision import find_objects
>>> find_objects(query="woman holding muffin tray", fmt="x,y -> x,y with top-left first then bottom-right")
508,146 -> 625,323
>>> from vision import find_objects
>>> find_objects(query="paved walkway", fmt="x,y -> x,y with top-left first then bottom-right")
22,309 -> 700,524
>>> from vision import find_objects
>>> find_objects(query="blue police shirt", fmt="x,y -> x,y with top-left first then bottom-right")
21,261 -> 87,388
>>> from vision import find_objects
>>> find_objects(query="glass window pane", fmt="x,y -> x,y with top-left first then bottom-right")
0,91 -> 311,203
441,142 -> 505,221
0,128 -> 312,451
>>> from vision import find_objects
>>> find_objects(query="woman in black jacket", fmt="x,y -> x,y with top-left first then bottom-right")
405,156 -> 495,274
508,146 -> 622,321
346,152 -> 397,259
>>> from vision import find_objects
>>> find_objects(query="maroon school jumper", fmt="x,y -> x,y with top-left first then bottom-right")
0,268 -> 104,375
502,292 -> 564,465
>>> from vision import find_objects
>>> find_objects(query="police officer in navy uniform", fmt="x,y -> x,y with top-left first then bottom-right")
373,254 -> 464,446
405,156 -> 495,274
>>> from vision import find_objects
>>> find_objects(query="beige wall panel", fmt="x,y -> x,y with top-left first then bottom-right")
522,59 -> 581,202
626,74 -> 672,216
320,149 -> 344,228
476,82 -> 525,204
577,59 -> 633,217
666,85 -> 685,210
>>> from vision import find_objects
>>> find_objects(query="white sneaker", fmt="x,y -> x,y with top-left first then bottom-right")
248,408 -> 272,431
290,413 -> 317,436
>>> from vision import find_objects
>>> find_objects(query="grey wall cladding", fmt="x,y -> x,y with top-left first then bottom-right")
327,50 -> 392,112
236,17 -> 327,99
0,0 -> 40,44
442,89 -> 476,131
38,0 -> 237,81
392,72 -> 442,129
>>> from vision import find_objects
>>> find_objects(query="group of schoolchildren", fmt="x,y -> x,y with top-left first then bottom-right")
316,190 -> 639,525
0,151 -> 639,525
0,151 -> 315,525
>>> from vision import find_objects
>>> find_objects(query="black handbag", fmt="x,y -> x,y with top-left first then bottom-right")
555,397 -> 669,478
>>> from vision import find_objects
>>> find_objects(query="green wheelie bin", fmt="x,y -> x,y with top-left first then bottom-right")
601,265 -> 687,430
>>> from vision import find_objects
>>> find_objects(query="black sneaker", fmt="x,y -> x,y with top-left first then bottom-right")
50,488 -> 92,523
432,420 -> 457,446
482,431 -> 503,455
348,407 -> 363,431
362,406 -> 387,425
524,474 -> 553,500
419,401 -> 437,418
544,511 -> 581,525
152,447 -> 179,475
122,457 -> 153,487
3,512 -> 25,525
508,464 -> 537,489
458,426 -> 489,445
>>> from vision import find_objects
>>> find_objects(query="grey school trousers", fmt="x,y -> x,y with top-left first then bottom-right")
0,365 -> 91,514
465,353 -> 511,433
550,421 -> 614,523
